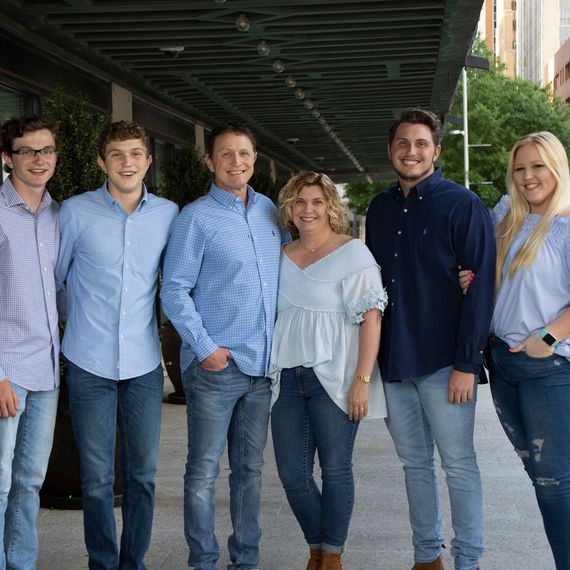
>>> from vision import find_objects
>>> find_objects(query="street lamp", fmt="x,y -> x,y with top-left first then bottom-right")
456,55 -> 490,189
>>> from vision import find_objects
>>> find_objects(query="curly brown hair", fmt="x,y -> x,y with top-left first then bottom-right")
278,171 -> 349,234
98,121 -> 150,158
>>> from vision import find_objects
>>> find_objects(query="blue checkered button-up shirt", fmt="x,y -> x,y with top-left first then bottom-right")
161,183 -> 287,377
56,184 -> 178,380
0,177 -> 62,391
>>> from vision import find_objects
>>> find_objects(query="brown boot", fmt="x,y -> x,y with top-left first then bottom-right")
411,556 -> 445,570
320,551 -> 343,570
306,548 -> 322,570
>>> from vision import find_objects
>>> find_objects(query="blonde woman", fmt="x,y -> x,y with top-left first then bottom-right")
268,171 -> 387,570
463,132 -> 570,569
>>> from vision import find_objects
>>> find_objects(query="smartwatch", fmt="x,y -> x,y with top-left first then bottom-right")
539,328 -> 559,347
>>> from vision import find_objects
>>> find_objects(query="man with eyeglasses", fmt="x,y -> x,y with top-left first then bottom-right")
0,115 -> 62,570
55,121 -> 178,570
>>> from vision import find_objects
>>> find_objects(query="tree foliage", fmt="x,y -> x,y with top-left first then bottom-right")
345,180 -> 389,215
43,86 -> 108,204
158,142 -> 211,208
250,169 -> 289,205
440,38 -> 570,208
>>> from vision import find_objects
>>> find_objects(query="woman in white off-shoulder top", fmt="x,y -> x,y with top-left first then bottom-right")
268,171 -> 387,570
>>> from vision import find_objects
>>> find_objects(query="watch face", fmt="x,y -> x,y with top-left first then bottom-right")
542,332 -> 557,346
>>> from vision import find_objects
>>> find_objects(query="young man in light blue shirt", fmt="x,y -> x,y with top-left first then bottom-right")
56,121 -> 178,570
161,122 -> 287,570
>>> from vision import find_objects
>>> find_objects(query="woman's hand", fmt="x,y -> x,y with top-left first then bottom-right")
510,333 -> 555,358
458,268 -> 474,295
348,378 -> 369,421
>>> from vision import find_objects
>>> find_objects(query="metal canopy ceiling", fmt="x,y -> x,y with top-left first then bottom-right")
0,0 -> 484,182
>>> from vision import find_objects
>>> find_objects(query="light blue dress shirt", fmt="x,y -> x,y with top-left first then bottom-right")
161,183 -> 287,377
0,177 -> 62,390
56,183 -> 178,380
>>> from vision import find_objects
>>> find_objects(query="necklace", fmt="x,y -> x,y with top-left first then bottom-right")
299,231 -> 333,253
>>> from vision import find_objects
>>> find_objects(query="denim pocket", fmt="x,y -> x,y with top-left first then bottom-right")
195,359 -> 232,375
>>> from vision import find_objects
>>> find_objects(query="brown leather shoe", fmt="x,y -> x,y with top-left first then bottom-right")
320,551 -> 343,570
411,555 -> 445,569
306,548 -> 322,570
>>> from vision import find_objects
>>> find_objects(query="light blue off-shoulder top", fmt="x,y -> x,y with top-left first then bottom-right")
491,195 -> 570,361
268,239 -> 388,418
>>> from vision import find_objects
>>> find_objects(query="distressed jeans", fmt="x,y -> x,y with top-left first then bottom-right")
384,366 -> 483,570
489,338 -> 570,570
271,366 -> 359,553
0,384 -> 58,570
182,360 -> 271,570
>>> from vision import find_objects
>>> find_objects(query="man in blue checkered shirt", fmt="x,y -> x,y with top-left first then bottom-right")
0,116 -> 62,570
161,122 -> 288,570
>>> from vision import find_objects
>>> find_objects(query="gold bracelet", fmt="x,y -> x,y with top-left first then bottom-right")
356,374 -> 371,384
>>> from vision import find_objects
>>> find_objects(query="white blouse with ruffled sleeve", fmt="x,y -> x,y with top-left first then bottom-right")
268,239 -> 388,418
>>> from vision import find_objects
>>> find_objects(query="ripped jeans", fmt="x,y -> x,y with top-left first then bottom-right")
489,337 -> 570,570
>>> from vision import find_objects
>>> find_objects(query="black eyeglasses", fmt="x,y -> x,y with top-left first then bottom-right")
10,146 -> 58,159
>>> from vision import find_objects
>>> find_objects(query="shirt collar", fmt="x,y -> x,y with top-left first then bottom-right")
0,176 -> 52,210
209,182 -> 256,208
394,167 -> 443,199
99,181 -> 149,211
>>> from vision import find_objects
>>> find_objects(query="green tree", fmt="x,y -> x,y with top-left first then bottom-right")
250,170 -> 289,205
159,142 -> 211,208
440,38 -> 570,208
43,87 -> 108,204
345,180 -> 390,215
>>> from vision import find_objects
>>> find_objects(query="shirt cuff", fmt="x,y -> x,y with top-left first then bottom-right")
193,337 -> 219,363
453,362 -> 482,375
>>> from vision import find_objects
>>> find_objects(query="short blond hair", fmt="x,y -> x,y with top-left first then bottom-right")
278,171 -> 349,234
496,131 -> 570,290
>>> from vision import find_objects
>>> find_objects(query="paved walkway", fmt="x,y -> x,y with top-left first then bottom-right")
37,377 -> 553,569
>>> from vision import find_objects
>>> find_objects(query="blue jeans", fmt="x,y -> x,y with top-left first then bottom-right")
489,338 -> 570,570
0,384 -> 58,570
66,361 -> 164,570
182,360 -> 271,570
270,367 -> 359,553
384,366 -> 483,570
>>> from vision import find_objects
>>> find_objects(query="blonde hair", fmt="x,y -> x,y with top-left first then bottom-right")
278,171 -> 349,234
495,131 -> 570,291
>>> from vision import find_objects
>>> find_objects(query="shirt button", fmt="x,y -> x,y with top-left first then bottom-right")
124,287 -> 129,292
43,266 -> 48,272
39,242 -> 44,247
125,264 -> 129,269
263,282 -> 267,287
127,241 -> 131,246
123,311 -> 127,316
397,230 -> 402,235
47,291 -> 52,296
394,253 -> 398,257
391,302 -> 395,307
120,334 -> 124,339
391,279 -> 395,283
419,196 -> 423,200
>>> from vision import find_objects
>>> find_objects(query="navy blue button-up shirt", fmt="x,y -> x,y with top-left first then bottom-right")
365,169 -> 495,383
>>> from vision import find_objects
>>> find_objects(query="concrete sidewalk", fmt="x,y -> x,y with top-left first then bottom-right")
37,377 -> 554,569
